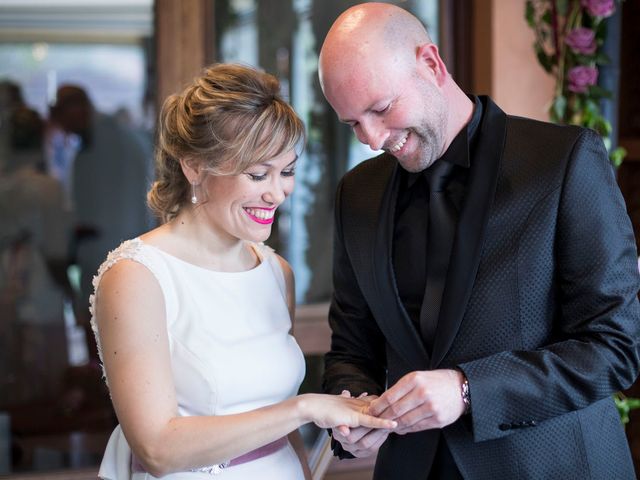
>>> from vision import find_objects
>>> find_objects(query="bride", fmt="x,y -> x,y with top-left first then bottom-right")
91,63 -> 394,479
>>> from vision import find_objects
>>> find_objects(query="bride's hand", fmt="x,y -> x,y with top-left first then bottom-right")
299,393 -> 396,430
335,390 -> 377,437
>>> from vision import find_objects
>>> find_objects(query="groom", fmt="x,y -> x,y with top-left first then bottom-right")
320,3 -> 640,479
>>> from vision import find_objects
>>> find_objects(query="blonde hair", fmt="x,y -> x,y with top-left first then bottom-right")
148,63 -> 305,223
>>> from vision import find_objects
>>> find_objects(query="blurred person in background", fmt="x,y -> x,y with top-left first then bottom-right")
45,97 -> 81,210
0,104 -> 71,406
0,80 -> 27,174
114,105 -> 155,213
51,85 -> 151,360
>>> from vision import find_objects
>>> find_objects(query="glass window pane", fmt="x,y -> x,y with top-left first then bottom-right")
216,0 -> 439,304
0,5 -> 152,476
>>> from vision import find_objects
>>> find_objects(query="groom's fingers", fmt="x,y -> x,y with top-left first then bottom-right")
368,380 -> 415,416
369,371 -> 437,419
333,427 -> 390,458
360,429 -> 390,451
344,426 -> 376,443
351,429 -> 390,457
369,389 -> 421,420
384,395 -> 427,421
394,413 -> 443,434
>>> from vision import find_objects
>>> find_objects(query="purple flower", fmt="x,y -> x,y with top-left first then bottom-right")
581,0 -> 616,18
567,66 -> 599,93
565,28 -> 597,55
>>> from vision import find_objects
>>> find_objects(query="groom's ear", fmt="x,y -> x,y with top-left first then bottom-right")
416,43 -> 448,87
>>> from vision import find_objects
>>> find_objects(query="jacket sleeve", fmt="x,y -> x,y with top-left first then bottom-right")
459,128 -> 640,442
323,178 -> 388,458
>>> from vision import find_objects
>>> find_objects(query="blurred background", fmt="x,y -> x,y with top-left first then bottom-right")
0,0 -> 638,478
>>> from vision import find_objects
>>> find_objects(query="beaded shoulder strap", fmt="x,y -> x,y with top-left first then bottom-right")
89,238 -> 162,387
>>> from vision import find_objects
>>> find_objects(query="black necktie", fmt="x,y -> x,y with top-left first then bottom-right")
419,160 -> 457,354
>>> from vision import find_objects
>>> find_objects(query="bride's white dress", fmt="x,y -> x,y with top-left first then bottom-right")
91,238 -> 306,479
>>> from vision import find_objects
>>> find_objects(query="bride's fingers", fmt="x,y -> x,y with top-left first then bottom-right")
336,391 -> 352,434
357,413 -> 397,430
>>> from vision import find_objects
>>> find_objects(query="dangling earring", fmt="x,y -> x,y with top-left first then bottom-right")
191,182 -> 198,204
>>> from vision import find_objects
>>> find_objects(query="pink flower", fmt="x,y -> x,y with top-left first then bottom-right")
581,0 -> 616,18
567,66 -> 599,93
565,28 -> 597,55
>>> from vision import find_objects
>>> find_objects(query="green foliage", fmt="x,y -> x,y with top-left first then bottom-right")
615,392 -> 640,425
610,146 -> 627,168
526,0 -> 626,167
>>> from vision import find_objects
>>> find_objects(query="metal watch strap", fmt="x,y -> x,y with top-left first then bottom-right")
461,375 -> 471,414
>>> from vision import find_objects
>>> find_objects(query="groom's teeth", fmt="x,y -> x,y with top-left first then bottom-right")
390,135 -> 408,153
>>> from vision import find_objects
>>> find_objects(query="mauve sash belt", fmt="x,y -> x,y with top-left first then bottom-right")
131,437 -> 289,473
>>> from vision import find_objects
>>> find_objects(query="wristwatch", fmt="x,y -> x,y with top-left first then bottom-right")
460,373 -> 471,414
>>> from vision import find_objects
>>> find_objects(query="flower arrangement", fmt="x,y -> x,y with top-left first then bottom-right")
525,0 -> 626,166
527,0 -> 638,426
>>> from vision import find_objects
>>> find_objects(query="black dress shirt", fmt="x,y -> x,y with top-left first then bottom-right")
393,96 -> 483,333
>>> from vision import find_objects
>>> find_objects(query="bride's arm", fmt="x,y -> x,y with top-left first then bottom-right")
95,259 -> 394,478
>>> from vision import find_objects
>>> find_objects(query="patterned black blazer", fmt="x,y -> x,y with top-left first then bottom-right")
323,97 -> 640,479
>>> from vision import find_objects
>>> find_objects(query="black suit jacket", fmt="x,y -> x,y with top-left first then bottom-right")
323,97 -> 640,479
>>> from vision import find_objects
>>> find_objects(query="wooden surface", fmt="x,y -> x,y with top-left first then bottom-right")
294,302 -> 332,355
155,0 -> 215,107
620,138 -> 640,161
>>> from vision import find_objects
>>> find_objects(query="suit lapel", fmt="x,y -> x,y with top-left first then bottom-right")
371,156 -> 430,369
430,98 -> 507,368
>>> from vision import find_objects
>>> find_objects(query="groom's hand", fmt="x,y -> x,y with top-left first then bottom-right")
331,391 -> 389,458
368,369 -> 466,434
331,424 -> 390,458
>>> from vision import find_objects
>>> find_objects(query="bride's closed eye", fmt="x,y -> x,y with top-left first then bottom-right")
246,169 -> 296,182
246,172 -> 268,181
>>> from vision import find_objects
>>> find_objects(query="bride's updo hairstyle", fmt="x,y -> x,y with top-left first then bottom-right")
148,63 -> 305,223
